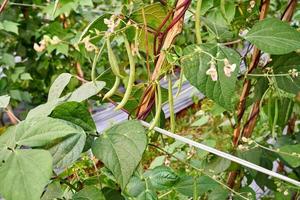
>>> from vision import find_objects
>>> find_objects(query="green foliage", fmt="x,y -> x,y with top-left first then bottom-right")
0,0 -> 300,199
0,150 -> 52,200
73,186 -> 105,200
92,120 -> 147,189
182,44 -> 240,110
244,18 -> 300,55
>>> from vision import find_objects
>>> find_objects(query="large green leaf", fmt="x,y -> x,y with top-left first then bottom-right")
0,95 -> 10,109
126,176 -> 146,197
47,73 -> 72,102
144,166 -> 179,191
271,53 -> 300,94
278,144 -> 300,168
0,149 -> 52,200
131,3 -> 170,30
0,117 -> 86,172
182,44 -> 240,110
174,175 -> 228,198
68,81 -> 105,102
92,120 -> 147,189
50,101 -> 96,132
27,81 -> 105,119
136,190 -> 158,200
244,18 -> 300,55
73,186 -> 105,200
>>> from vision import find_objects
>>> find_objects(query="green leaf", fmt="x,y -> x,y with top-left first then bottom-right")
68,81 -> 105,102
191,115 -> 209,127
126,176 -> 146,197
78,14 -> 110,42
278,144 -> 300,168
271,53 -> 300,95
144,166 -> 179,191
73,186 -> 105,200
92,120 -> 147,189
41,181 -> 64,200
0,95 -> 10,109
136,190 -> 158,200
203,15 -> 233,41
1,117 -> 86,171
48,73 -> 72,102
27,81 -> 105,119
204,157 -> 231,174
0,149 -> 52,200
102,187 -> 125,200
182,44 -> 240,110
244,18 -> 300,55
131,3 -> 170,30
51,101 -> 96,132
0,20 -> 19,34
174,175 -> 227,197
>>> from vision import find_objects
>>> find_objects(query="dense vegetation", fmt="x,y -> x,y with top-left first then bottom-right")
0,0 -> 300,199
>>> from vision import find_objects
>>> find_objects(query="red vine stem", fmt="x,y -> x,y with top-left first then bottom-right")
0,0 -> 9,13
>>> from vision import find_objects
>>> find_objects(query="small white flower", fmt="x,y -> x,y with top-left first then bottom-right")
50,36 -> 61,45
241,137 -> 249,143
284,190 -> 289,196
289,69 -> 299,78
249,0 -> 256,8
223,58 -> 236,77
33,43 -> 45,52
104,15 -> 120,33
239,29 -> 249,37
82,36 -> 97,52
206,62 -> 218,81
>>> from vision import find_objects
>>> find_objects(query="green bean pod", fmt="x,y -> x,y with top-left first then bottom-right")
106,37 -> 123,78
149,82 -> 162,130
168,74 -> 175,132
103,76 -> 120,100
115,36 -> 135,110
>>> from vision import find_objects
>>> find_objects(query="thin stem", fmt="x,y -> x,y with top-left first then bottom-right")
148,143 -> 250,200
158,190 -> 173,199
92,41 -> 106,82
141,7 -> 151,80
195,0 -> 202,44
247,73 -> 290,77
8,2 -> 45,8
0,0 -> 8,13
168,74 -> 175,132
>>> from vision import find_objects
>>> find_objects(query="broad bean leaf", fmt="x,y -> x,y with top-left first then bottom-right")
271,53 -> 300,95
27,81 -> 105,119
144,166 -> 179,190
244,18 -> 300,55
41,181 -> 64,200
278,144 -> 300,168
131,3 -> 170,30
182,44 -> 240,110
0,117 -> 86,172
202,17 -> 234,41
47,73 -> 72,102
136,190 -> 158,200
0,20 -> 19,34
0,149 -> 52,200
50,101 -> 96,132
73,186 -> 105,200
78,14 -> 110,42
0,95 -> 10,109
92,120 -> 147,189
126,176 -> 146,197
174,175 -> 228,198
68,81 -> 105,102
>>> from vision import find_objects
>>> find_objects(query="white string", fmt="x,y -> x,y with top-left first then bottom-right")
140,120 -> 300,187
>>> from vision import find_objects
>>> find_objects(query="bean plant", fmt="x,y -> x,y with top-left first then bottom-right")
0,0 -> 300,199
